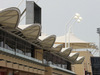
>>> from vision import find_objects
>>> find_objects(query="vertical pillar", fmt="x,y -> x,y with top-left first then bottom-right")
35,49 -> 43,61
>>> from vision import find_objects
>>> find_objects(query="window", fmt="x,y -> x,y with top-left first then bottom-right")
43,51 -> 71,70
0,29 -> 35,58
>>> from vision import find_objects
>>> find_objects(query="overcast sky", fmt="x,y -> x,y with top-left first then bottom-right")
0,0 -> 100,47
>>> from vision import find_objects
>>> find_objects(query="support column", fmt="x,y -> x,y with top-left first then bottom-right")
35,49 -> 43,61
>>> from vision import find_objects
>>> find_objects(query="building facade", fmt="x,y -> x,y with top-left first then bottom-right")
72,51 -> 93,75
0,28 -> 75,75
0,4 -> 85,75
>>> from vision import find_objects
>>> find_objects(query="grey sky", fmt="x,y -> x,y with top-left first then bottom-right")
0,0 -> 100,46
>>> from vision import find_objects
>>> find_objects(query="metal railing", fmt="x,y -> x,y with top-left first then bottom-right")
49,64 -> 76,75
0,47 -> 42,64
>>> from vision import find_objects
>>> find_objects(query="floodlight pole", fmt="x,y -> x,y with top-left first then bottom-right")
65,16 -> 75,48
65,13 -> 82,48
67,20 -> 78,48
97,28 -> 100,57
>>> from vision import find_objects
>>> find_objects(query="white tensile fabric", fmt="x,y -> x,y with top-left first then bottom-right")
52,44 -> 63,52
68,52 -> 79,61
39,35 -> 56,48
56,32 -> 96,49
18,24 -> 41,41
75,56 -> 85,64
0,7 -> 20,29
60,47 -> 72,57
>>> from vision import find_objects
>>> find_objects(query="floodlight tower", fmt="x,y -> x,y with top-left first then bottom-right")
97,28 -> 100,56
65,13 -> 82,48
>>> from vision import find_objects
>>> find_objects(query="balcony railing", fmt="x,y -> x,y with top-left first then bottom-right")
0,47 -> 76,74
49,64 -> 76,75
0,47 -> 42,64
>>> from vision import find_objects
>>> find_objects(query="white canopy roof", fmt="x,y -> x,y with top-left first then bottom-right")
68,52 -> 79,61
75,56 -> 85,64
39,35 -> 56,48
56,32 -> 87,43
0,7 -> 20,29
52,44 -> 63,52
60,48 -> 72,57
56,32 -> 96,49
18,24 -> 41,41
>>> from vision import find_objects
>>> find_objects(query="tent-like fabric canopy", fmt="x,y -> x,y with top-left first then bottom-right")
0,7 -> 20,29
74,56 -> 85,64
52,44 -> 63,52
18,24 -> 41,41
60,48 -> 72,57
39,35 -> 56,48
68,52 -> 79,62
56,32 -> 96,49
